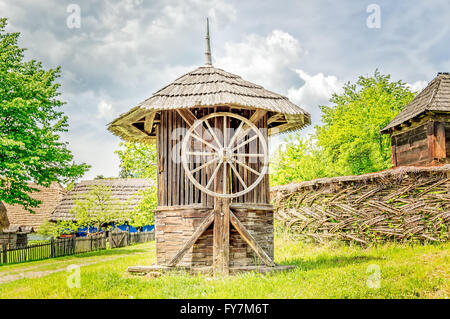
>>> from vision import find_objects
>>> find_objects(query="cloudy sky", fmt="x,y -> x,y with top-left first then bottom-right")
1,0 -> 449,180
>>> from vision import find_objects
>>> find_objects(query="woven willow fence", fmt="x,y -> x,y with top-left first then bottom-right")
271,165 -> 450,245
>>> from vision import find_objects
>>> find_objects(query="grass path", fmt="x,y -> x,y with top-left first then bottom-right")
0,237 -> 448,299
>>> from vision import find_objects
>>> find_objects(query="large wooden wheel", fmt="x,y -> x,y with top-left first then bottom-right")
181,112 -> 269,199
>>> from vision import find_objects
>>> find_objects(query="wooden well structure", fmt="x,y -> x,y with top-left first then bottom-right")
109,20 -> 310,274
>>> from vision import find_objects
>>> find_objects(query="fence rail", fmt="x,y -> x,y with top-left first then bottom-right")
0,230 -> 154,266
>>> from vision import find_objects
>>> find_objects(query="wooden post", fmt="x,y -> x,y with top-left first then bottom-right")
50,237 -> 55,258
212,113 -> 230,275
2,243 -> 7,264
391,135 -> 397,167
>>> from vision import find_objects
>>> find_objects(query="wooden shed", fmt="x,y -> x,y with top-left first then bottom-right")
2,182 -> 65,232
109,20 -> 310,274
381,72 -> 450,167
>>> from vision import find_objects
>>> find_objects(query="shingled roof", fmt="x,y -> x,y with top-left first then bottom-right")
108,20 -> 310,143
381,72 -> 450,133
50,179 -> 153,222
1,182 -> 66,232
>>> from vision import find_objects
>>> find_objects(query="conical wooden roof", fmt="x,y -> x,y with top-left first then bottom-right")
381,72 -> 450,133
108,65 -> 310,142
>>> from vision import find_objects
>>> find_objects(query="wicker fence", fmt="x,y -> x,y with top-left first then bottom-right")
271,165 -> 450,245
0,230 -> 154,265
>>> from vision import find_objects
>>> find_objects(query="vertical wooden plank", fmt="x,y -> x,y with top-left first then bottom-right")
435,122 -> 446,159
427,121 -> 436,162
391,135 -> 397,167
167,110 -> 173,206
173,111 -> 179,206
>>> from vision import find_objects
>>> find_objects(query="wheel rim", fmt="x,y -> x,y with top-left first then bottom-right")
181,112 -> 268,199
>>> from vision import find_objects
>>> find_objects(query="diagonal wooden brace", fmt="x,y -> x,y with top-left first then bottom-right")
168,210 -> 215,267
230,210 -> 275,267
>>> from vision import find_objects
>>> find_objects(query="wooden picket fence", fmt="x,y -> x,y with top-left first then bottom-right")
0,230 -> 154,266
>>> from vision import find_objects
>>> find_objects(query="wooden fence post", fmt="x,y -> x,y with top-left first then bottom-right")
72,237 -> 76,254
108,232 -> 112,249
50,237 -> 55,258
2,243 -> 7,264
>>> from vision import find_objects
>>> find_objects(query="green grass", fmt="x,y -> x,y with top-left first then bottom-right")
0,234 -> 448,299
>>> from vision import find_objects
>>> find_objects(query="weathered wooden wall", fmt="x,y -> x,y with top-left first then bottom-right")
156,109 -> 270,208
391,118 -> 449,167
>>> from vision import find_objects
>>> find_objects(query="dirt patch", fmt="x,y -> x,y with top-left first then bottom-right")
0,252 -> 149,284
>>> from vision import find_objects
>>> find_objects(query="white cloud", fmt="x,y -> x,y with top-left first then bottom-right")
215,30 -> 305,93
406,80 -> 427,93
96,100 -> 114,120
287,70 -> 344,123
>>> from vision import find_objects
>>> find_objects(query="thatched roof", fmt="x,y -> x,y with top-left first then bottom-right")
108,20 -> 310,143
50,179 -> 153,222
2,182 -> 65,232
381,72 -> 450,133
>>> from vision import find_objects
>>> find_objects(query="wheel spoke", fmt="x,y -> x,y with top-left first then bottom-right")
204,119 -> 222,148
191,133 -> 219,152
191,157 -> 218,174
233,153 -> 264,158
227,120 -> 244,148
206,162 -> 222,190
231,157 -> 261,176
229,161 -> 247,188
232,134 -> 258,152
187,151 -> 217,156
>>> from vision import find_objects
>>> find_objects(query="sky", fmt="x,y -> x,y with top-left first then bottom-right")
1,0 -> 449,180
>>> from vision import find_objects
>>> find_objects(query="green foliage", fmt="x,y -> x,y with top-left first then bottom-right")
270,135 -> 326,185
115,142 -> 157,179
316,70 -> 415,176
70,184 -> 127,232
0,18 -> 89,211
271,70 -> 415,185
128,187 -> 157,227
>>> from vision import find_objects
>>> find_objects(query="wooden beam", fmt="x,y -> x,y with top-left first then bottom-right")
167,210 -> 214,267
144,112 -> 156,134
212,113 -> 228,275
267,113 -> 284,125
176,109 -> 197,127
234,109 -> 267,142
229,211 -> 275,267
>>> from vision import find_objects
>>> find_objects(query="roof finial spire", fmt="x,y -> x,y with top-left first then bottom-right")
205,17 -> 212,66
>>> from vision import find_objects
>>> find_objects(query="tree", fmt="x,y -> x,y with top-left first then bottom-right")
270,70 -> 415,185
70,184 -> 127,233
115,141 -> 158,226
316,70 -> 415,176
270,135 -> 326,185
115,142 -> 157,179
0,18 -> 89,211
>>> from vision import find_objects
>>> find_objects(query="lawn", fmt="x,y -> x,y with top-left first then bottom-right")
0,233 -> 448,299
